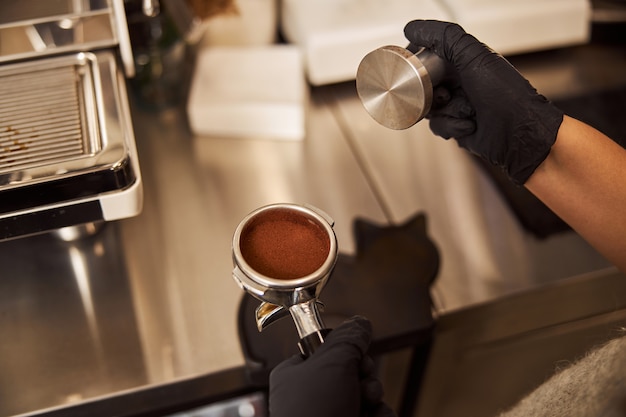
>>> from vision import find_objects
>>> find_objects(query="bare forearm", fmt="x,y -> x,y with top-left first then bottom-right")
525,115 -> 626,272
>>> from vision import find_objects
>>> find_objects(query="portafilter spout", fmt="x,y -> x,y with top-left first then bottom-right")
232,203 -> 338,357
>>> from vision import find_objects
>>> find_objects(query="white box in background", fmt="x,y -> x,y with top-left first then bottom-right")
442,0 -> 591,55
280,0 -> 591,86
187,45 -> 306,140
280,0 -> 450,85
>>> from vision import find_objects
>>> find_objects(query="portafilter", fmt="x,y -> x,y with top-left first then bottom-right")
232,203 -> 338,357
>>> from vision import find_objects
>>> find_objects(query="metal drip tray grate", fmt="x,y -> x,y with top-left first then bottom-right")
0,53 -> 100,176
0,50 -> 136,220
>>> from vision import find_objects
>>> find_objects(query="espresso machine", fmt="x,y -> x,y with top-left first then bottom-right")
0,0 -> 143,241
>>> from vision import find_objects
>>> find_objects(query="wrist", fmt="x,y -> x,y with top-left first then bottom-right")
507,101 -> 563,185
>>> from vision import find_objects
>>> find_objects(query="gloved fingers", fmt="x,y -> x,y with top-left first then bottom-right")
316,315 -> 372,361
403,20 -> 467,61
429,116 -> 476,140
403,20 -> 453,57
271,353 -> 304,373
361,374 -> 384,405
268,318 -> 373,417
429,92 -> 474,119
271,316 -> 373,383
359,355 -> 383,400
269,353 -> 305,390
432,85 -> 451,108
362,402 -> 398,417
358,353 -> 385,405
359,355 -> 376,377
403,20 -> 490,73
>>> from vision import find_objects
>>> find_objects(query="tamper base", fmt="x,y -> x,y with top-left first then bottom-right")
356,45 -> 442,130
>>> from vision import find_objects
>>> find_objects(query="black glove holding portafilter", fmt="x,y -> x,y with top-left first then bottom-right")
404,20 -> 564,185
269,316 -> 396,417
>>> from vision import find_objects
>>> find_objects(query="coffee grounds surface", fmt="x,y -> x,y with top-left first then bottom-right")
240,209 -> 330,280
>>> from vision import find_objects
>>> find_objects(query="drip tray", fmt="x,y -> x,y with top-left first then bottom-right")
0,58 -> 97,172
0,51 -> 142,240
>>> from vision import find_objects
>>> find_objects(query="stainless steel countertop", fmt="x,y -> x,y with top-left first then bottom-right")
1,41 -> 622,416
0,85 -> 387,417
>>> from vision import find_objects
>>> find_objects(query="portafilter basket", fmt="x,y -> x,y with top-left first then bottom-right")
232,203 -> 338,357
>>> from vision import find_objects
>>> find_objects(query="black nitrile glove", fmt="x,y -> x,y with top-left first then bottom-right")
269,316 -> 396,417
404,20 -> 564,185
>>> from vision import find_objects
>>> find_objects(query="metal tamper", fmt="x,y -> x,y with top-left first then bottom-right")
356,45 -> 446,130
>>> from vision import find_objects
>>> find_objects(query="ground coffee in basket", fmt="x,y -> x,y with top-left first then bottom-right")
240,208 -> 330,280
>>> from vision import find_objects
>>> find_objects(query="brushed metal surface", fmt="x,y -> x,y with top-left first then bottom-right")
417,268 -> 626,417
357,46 -> 433,130
0,86 -> 386,416
0,55 -> 95,174
0,2 -> 116,64
328,80 -> 612,312
0,224 -> 146,416
0,52 -> 131,186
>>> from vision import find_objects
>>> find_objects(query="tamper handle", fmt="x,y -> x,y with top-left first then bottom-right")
298,328 -> 332,358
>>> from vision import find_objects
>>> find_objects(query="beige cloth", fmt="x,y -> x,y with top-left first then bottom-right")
499,335 -> 626,417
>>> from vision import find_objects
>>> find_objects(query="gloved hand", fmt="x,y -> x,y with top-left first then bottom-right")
269,316 -> 396,417
404,20 -> 564,185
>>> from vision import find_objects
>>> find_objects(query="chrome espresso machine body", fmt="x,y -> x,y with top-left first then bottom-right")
0,0 -> 143,240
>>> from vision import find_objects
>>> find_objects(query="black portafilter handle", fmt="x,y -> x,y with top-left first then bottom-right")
298,328 -> 332,358
289,299 -> 332,358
